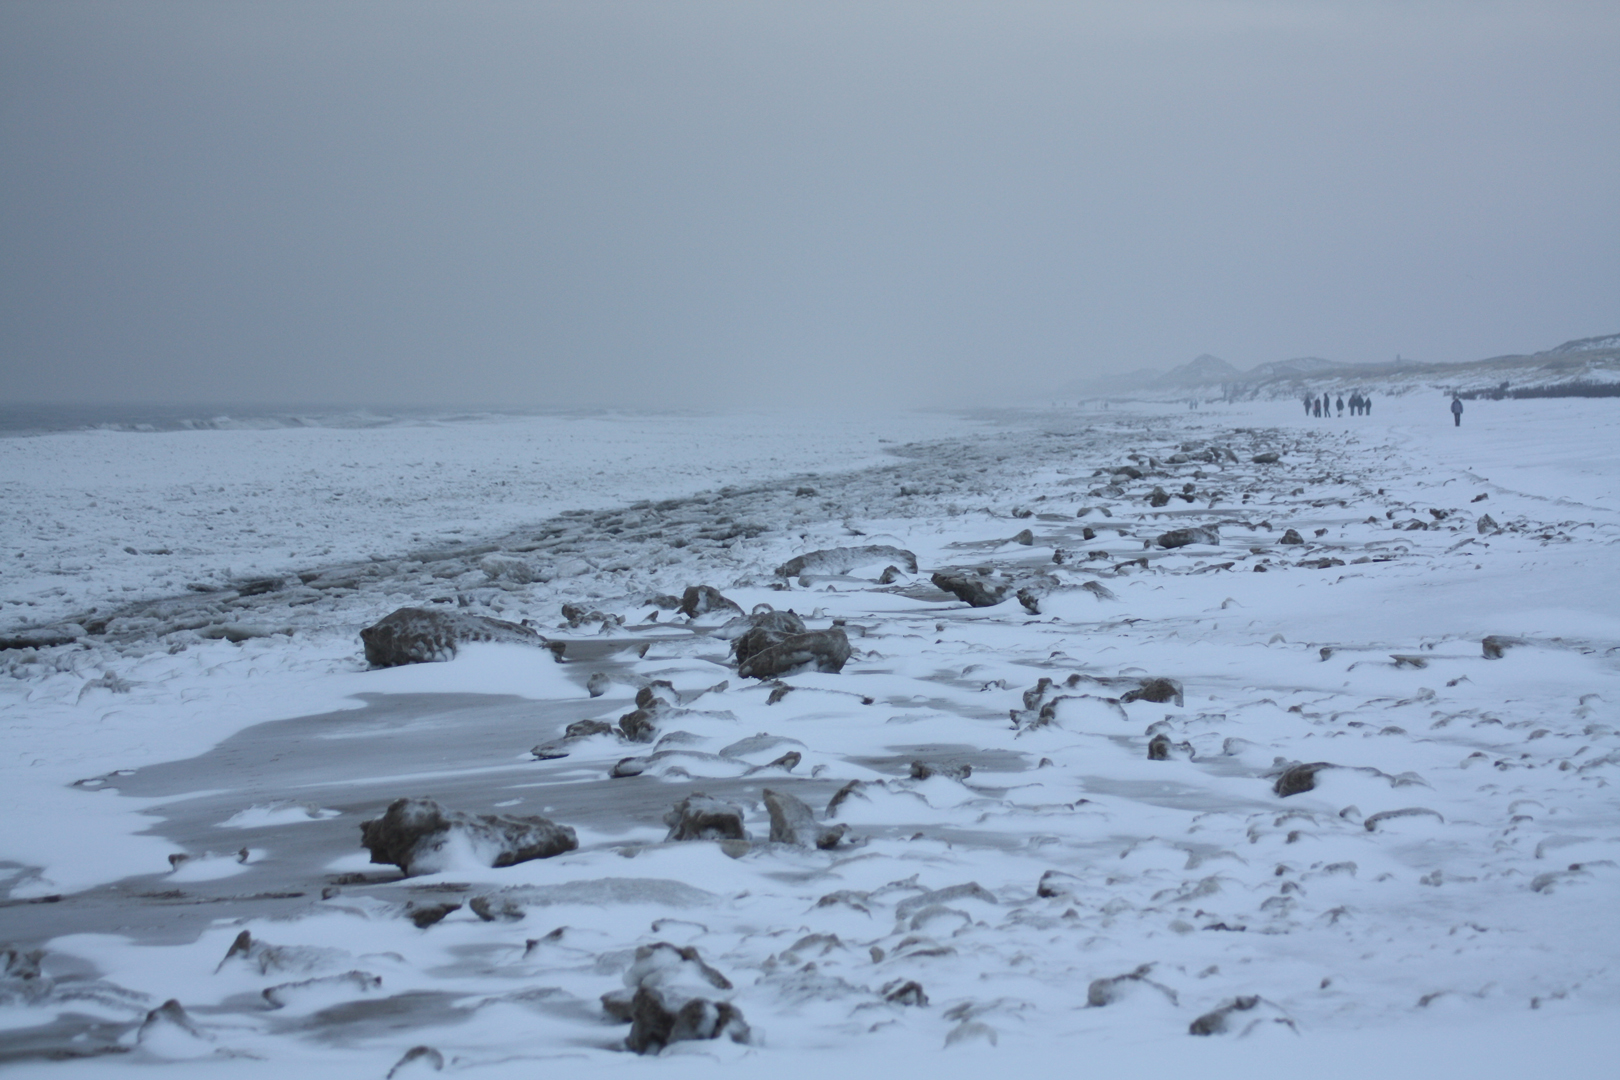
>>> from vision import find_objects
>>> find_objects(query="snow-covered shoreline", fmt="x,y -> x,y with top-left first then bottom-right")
1,407 -> 983,638
3,397 -> 1618,1075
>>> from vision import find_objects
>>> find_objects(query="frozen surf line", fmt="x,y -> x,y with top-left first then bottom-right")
0,407 -> 990,638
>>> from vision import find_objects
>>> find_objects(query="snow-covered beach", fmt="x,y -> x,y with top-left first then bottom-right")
2,397 -> 1618,1076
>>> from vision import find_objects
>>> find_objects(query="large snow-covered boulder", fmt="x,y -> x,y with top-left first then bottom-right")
931,570 -> 1011,607
359,607 -> 541,667
664,793 -> 748,842
763,788 -> 847,848
601,943 -> 750,1055
1156,526 -> 1219,549
359,797 -> 576,875
730,609 -> 851,678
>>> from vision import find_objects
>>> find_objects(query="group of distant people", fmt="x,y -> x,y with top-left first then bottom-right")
1303,392 -> 1372,418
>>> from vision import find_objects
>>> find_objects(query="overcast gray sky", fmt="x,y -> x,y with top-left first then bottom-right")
2,1 -> 1616,408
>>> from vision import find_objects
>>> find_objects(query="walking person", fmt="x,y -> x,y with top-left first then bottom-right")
1450,395 -> 1464,427
1336,395 -> 1344,416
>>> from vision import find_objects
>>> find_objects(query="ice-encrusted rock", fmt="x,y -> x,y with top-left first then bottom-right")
1279,528 -> 1305,545
618,708 -> 659,743
1036,869 -> 1080,898
1273,761 -> 1334,796
1188,995 -> 1294,1035
1012,572 -> 1063,614
469,895 -> 525,922
1022,677 -> 1056,712
480,553 -> 546,584
215,931 -> 348,977
0,947 -> 47,1005
677,585 -> 744,620
136,999 -> 214,1056
359,797 -> 577,875
763,788 -> 847,848
1120,677 -> 1184,707
749,750 -> 801,774
1156,526 -> 1220,549
883,979 -> 928,1005
563,708 -> 627,747
636,681 -> 677,709
731,609 -> 851,678
1018,691 -> 1131,731
405,901 -> 460,928
1088,963 -> 1178,1007
387,1046 -> 446,1078
825,779 -> 873,818
1252,451 -> 1280,464
930,570 -> 1011,607
359,607 -> 541,667
610,942 -> 749,1054
561,603 -> 622,629
1082,580 -> 1117,601
1146,734 -> 1194,760
777,545 -> 918,578
664,793 -> 748,842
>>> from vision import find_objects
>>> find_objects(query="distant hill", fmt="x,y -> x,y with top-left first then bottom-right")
1062,333 -> 1620,402
1243,356 -> 1349,381
1157,354 -> 1242,386
1546,333 -> 1620,355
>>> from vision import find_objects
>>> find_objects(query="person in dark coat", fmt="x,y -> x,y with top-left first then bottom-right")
1336,395 -> 1345,416
1312,397 -> 1321,417
1451,396 -> 1464,426
1303,393 -> 1313,416
1364,394 -> 1372,415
